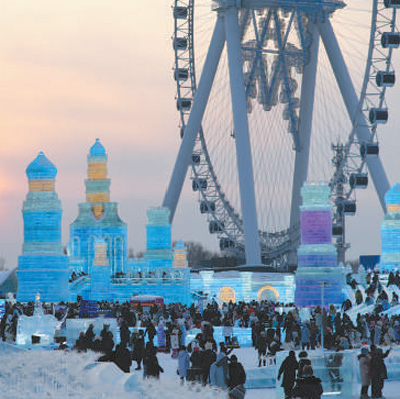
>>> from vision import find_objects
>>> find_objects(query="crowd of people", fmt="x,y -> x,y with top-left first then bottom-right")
0,286 -> 398,399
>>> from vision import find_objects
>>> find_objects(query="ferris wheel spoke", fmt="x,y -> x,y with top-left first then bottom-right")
317,18 -> 390,212
224,7 -> 261,265
273,10 -> 300,149
290,22 -> 320,232
163,16 -> 226,221
244,10 -> 271,100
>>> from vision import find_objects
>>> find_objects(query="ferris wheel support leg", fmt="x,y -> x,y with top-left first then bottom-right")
290,23 -> 320,234
162,17 -> 226,222
224,8 -> 262,265
317,19 -> 390,212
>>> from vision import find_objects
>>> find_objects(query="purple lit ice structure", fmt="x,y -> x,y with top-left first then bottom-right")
295,182 -> 343,307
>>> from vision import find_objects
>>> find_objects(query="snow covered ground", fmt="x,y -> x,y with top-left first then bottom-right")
1,343 -> 399,398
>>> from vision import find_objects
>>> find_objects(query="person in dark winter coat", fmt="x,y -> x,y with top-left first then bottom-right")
257,331 -> 268,367
84,324 -> 95,350
143,341 -> 158,377
113,343 -> 132,373
190,346 -> 203,368
145,320 -> 157,342
292,365 -> 323,399
228,355 -> 246,389
358,347 -> 371,399
145,353 -> 164,379
298,351 -> 312,378
119,319 -> 130,347
132,330 -> 145,370
74,332 -> 87,353
100,324 -> 114,357
278,350 -> 299,399
201,342 -> 217,385
370,346 -> 390,399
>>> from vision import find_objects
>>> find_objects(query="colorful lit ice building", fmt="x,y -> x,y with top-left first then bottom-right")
16,140 -> 331,306
380,183 -> 400,272
294,182 -> 343,307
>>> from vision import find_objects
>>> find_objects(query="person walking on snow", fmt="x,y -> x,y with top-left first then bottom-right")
178,345 -> 190,384
278,350 -> 299,399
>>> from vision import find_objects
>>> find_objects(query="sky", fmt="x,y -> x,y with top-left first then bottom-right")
0,1 -> 398,268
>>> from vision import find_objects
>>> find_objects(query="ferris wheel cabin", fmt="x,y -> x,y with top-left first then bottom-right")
376,71 -> 396,87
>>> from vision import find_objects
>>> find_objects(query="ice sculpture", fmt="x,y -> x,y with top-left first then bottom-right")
16,152 -> 69,302
380,183 -> 400,272
295,181 -> 343,306
16,293 -> 60,346
145,207 -> 173,268
69,139 -> 127,276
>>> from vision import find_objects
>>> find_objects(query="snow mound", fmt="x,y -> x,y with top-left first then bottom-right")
0,347 -> 227,399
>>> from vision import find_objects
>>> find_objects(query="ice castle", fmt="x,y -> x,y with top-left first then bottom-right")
67,140 -> 190,303
16,152 -> 69,302
15,140 -> 316,306
294,182 -> 343,306
380,183 -> 400,272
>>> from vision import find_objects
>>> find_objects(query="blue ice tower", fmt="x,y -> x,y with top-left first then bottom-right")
295,182 -> 343,307
69,139 -> 127,282
17,152 -> 69,302
380,183 -> 400,272
145,207 -> 173,269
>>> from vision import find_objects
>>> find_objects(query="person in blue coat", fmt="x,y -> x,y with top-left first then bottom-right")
301,324 -> 310,350
178,345 -> 191,384
210,352 -> 229,389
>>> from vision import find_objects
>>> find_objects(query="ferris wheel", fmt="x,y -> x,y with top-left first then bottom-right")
163,0 -> 400,268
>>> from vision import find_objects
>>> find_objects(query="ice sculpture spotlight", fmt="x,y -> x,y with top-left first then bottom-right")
17,152 -> 69,302
295,182 -> 343,306
380,183 -> 400,272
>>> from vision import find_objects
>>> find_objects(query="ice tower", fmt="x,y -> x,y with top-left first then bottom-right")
145,207 -> 174,269
380,183 -> 400,272
69,139 -> 127,279
295,182 -> 343,306
17,152 -> 69,302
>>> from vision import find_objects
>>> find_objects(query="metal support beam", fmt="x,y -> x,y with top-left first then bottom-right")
290,22 -> 320,231
224,8 -> 262,265
163,16 -> 226,221
317,19 -> 390,212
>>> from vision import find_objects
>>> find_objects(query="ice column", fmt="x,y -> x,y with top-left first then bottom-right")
294,182 -> 343,306
145,207 -> 173,269
17,152 -> 69,302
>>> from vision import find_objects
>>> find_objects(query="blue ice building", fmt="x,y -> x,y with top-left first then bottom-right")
67,140 -> 190,303
17,152 -> 69,302
16,142 -> 339,306
294,182 -> 343,306
380,183 -> 400,272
